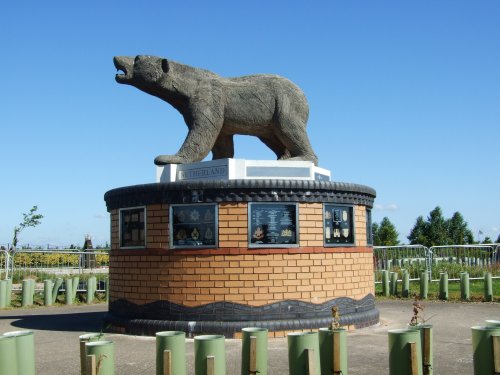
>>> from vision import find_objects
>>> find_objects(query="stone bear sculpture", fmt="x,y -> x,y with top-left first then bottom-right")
114,55 -> 318,165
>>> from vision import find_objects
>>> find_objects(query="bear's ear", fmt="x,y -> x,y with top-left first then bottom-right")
161,59 -> 170,74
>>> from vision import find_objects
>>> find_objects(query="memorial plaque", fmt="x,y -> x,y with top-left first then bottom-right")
248,203 -> 298,247
120,207 -> 146,248
324,204 -> 354,245
170,204 -> 217,249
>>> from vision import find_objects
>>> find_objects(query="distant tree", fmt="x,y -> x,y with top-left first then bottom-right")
482,237 -> 493,244
446,212 -> 474,245
407,207 -> 475,247
496,234 -> 500,243
373,217 -> 399,246
426,207 -> 449,246
372,222 -> 380,246
12,206 -> 43,250
408,216 -> 428,246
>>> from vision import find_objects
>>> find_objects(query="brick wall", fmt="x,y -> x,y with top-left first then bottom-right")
218,202 -> 247,248
109,250 -> 374,306
109,201 -> 374,308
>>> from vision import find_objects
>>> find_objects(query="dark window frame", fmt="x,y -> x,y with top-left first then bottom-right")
119,206 -> 146,249
323,204 -> 356,247
248,202 -> 299,248
169,203 -> 218,249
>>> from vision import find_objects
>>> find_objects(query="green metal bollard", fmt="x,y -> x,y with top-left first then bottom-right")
6,279 -> 12,306
87,276 -> 96,304
85,340 -> 115,375
388,328 -> 423,375
408,324 -> 433,375
420,271 -> 428,300
460,272 -> 470,300
287,332 -> 320,375
0,335 -> 18,375
241,327 -> 268,375
438,273 -> 448,301
485,320 -> 500,327
156,331 -> 186,375
44,279 -> 53,306
65,278 -> 73,305
28,279 -> 35,306
29,279 -> 35,305
3,330 -> 35,375
471,326 -> 500,375
87,276 -> 97,303
52,277 -> 63,304
484,272 -> 493,302
389,272 -> 398,296
194,335 -> 226,375
382,270 -> 390,297
402,270 -> 410,298
0,280 -> 7,308
21,279 -> 31,307
72,276 -> 80,301
79,333 -> 105,375
319,328 -> 348,375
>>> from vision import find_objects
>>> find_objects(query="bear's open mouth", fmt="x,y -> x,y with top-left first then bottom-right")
113,56 -> 133,83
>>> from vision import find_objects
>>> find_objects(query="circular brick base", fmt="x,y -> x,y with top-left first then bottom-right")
104,180 -> 378,336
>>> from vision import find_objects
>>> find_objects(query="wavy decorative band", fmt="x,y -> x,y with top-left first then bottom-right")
106,295 -> 379,337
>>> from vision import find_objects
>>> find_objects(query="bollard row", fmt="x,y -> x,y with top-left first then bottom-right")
77,327 -> 348,375
1,321 -> 499,374
380,270 -> 494,301
0,276 -> 106,308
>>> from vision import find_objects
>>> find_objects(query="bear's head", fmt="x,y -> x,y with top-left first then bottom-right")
114,55 -> 169,88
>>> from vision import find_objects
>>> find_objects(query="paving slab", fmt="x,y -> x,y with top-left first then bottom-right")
0,300 -> 498,374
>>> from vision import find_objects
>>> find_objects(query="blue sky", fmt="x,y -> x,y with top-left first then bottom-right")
1,1 -> 499,247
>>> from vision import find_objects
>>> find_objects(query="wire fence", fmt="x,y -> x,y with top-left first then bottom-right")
374,244 -> 500,283
0,249 -> 8,278
1,249 -> 109,292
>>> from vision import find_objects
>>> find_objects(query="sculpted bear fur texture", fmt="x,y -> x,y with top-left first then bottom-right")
114,55 -> 318,165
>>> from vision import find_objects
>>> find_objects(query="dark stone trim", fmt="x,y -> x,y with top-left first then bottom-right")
105,295 -> 379,337
104,180 -> 376,211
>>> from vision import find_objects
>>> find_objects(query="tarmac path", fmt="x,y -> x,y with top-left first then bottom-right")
0,300 -> 498,374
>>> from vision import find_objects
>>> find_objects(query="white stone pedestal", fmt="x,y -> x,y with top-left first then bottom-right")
156,159 -> 331,183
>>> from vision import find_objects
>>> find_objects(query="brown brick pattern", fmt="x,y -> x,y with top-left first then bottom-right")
109,250 -> 374,307
109,201 -> 374,309
218,202 -> 247,248
354,205 -> 368,246
146,204 -> 169,248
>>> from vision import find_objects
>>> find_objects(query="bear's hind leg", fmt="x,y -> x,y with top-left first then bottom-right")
211,134 -> 235,159
274,119 -> 318,165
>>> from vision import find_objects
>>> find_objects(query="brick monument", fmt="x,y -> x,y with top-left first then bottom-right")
104,160 -> 377,337
105,57 -> 378,336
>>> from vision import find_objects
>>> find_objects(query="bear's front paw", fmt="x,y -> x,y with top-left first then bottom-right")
154,154 -> 187,165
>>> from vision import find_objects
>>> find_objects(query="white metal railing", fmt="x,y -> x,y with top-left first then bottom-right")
429,244 -> 498,280
374,244 -> 499,282
373,245 -> 430,280
6,250 -> 109,292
